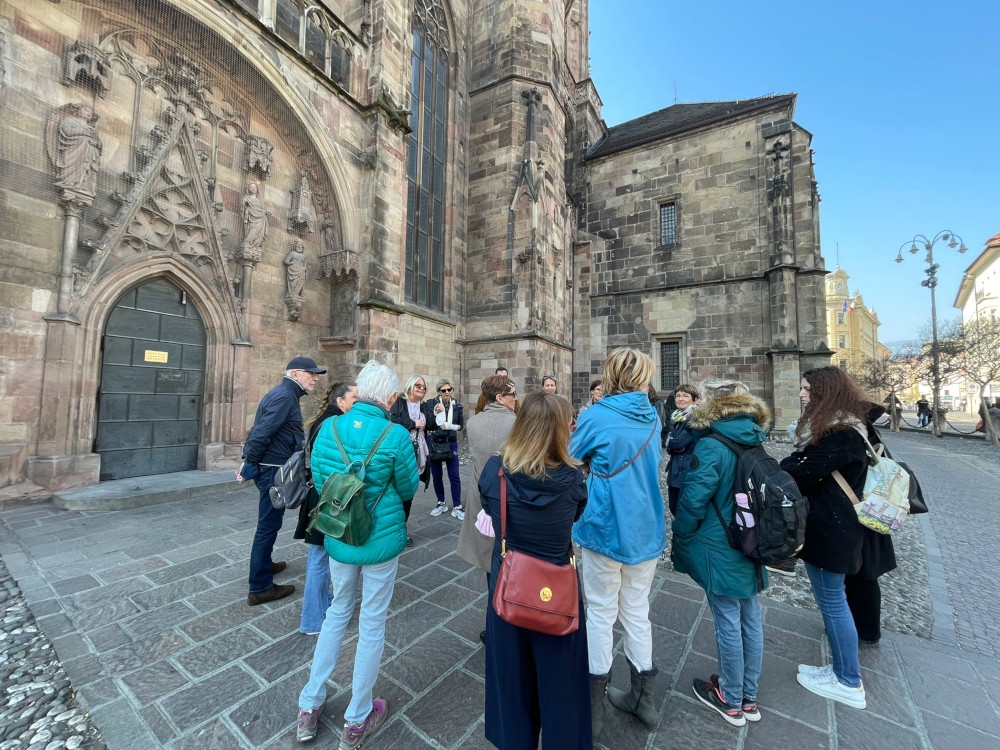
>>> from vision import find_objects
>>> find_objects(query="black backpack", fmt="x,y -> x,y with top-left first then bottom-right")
703,433 -> 808,566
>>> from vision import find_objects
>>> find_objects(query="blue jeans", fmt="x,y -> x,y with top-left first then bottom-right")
299,556 -> 399,725
300,544 -> 332,633
705,594 -> 763,706
249,466 -> 284,594
804,562 -> 862,687
430,443 -> 462,508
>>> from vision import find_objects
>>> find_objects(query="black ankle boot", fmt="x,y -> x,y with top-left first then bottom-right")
607,661 -> 659,729
589,672 -> 610,738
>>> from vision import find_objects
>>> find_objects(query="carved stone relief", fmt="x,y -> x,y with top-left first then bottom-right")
245,135 -> 274,179
45,103 -> 103,208
239,181 -> 267,264
289,172 -> 315,234
284,238 -> 307,321
63,41 -> 112,97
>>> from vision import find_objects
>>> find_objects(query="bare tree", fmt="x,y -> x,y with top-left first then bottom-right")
856,353 -> 917,431
955,315 -> 1000,447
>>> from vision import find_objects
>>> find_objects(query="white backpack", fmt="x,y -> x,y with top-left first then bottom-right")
832,434 -> 910,534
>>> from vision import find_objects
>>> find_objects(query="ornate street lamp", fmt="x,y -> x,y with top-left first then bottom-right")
895,230 -> 968,436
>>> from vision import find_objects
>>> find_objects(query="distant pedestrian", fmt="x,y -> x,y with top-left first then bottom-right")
578,379 -> 603,416
672,380 -> 769,727
781,366 -> 869,711
295,361 -> 418,746
542,375 -> 558,394
295,381 -> 358,635
478,392 -> 590,749
477,367 -> 509,414
916,396 -> 931,427
239,356 -> 326,606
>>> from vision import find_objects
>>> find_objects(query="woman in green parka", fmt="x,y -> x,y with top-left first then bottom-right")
671,380 -> 770,728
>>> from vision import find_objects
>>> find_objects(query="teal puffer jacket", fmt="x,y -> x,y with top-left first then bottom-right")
671,393 -> 771,598
311,400 -> 419,566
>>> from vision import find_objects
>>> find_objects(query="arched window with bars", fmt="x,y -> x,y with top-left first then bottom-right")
405,0 -> 450,310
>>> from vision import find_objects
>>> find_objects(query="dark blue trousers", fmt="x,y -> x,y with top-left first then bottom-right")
484,597 -> 592,749
430,442 -> 462,508
248,466 -> 285,594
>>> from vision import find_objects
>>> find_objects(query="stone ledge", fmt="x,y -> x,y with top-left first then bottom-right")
52,470 -> 248,511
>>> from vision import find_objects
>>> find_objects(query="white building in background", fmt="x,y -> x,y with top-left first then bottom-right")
954,233 -> 1000,414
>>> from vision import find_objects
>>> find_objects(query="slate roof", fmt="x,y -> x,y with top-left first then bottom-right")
586,93 -> 797,160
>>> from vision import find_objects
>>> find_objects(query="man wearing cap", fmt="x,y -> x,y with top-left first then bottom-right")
239,356 -> 326,605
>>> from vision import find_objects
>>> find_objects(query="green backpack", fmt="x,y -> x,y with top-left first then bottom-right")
307,418 -> 394,547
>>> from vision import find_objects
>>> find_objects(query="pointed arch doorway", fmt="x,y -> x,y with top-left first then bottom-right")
95,277 -> 206,480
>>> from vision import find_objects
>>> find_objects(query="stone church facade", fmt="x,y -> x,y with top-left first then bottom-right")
0,0 -> 830,490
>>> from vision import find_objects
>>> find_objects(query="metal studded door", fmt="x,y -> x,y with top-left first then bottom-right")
96,278 -> 206,480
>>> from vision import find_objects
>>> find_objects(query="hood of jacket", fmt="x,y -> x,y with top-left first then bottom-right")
690,393 -> 771,446
593,390 -> 658,423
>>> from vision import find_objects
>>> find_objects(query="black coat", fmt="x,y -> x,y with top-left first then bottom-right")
388,396 -> 433,488
665,414 -> 696,489
242,377 -> 308,465
294,403 -> 345,546
780,428 -> 868,575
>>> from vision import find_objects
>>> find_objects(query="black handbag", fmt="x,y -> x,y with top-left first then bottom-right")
873,441 -> 927,515
427,433 -> 453,462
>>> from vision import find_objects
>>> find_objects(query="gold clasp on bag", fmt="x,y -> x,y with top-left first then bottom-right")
539,587 -> 552,602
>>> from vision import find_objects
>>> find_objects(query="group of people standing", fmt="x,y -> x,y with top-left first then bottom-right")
240,351 -> 889,749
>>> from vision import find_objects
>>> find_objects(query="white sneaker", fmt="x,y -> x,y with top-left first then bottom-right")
452,508 -> 465,520
430,505 -> 446,517
796,669 -> 866,709
798,663 -> 834,677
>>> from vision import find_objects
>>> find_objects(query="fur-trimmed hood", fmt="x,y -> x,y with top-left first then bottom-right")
690,392 -> 772,432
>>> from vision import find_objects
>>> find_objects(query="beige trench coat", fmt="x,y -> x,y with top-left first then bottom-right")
456,402 -> 516,572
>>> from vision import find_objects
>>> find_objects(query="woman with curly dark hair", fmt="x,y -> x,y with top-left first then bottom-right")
780,366 -> 870,710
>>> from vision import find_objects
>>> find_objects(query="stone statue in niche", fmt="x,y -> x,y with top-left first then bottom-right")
244,135 -> 273,179
289,171 -> 315,234
330,274 -> 357,339
239,181 -> 267,263
45,103 -> 103,206
284,238 -> 307,321
62,41 -> 112,98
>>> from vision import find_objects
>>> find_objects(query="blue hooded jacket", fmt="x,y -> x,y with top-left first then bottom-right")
570,391 -> 666,564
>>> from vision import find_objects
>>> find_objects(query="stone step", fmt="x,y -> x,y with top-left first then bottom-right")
52,470 -> 250,511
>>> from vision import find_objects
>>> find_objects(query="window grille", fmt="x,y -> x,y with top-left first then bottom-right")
659,202 -> 676,246
660,341 -> 681,391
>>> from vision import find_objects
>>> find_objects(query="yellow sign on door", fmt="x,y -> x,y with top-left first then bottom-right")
144,350 -> 169,363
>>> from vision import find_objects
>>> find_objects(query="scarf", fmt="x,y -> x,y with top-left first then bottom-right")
671,404 -> 696,425
788,414 -> 866,450
407,399 -> 428,471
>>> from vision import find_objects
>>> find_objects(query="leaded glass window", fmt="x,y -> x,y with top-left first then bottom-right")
660,341 -> 681,392
405,0 -> 449,309
660,202 -> 677,246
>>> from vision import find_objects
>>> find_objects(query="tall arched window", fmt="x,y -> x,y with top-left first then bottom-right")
405,0 -> 449,309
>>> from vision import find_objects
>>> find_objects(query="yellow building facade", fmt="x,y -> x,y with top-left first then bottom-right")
825,268 -> 883,373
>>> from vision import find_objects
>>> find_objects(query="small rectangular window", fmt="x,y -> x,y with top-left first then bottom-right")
838,335 -> 847,348
839,359 -> 848,370
837,312 -> 845,325
659,203 -> 677,246
660,341 -> 681,392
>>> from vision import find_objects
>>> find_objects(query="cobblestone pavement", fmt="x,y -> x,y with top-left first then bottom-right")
0,437 -> 997,749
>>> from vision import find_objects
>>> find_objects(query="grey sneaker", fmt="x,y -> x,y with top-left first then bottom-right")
796,670 -> 866,709
451,508 -> 465,520
339,698 -> 388,749
296,705 -> 323,742
430,505 -> 446,517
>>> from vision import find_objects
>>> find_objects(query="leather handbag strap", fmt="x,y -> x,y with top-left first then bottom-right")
497,467 -> 573,561
590,419 -> 659,479
831,470 -> 860,505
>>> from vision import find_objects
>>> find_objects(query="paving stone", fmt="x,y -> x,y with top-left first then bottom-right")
252,599 -> 310,640
90,697 -> 160,750
834,704 -> 922,750
51,574 -> 102,596
163,540 -> 236,564
906,666 -> 1000,736
762,603 -> 827,640
975,661 -> 1000,708
204,560 -> 246,584
443,605 -> 487,644
144,553 -> 229,585
141,703 -> 177,745
27,597 -> 63,617
123,601 -> 198,640
228,668 -> 305,747
383,600 -> 451,650
648,589 -> 704,636
99,632 -> 190,676
130,576 -> 215,611
186,579 -> 249,614
898,641 -> 981,683
425,582 -> 480,613
180,600 -> 259,642
36,611 -> 76,639
647,693 -> 748,750
67,577 -> 151,611
243,632 -> 318,684
436,552 -> 473,574
361,719 -> 437,749
753,653 -> 830,731
120,660 -> 190,706
76,676 -> 121,710
175,626 -> 269,678
382,629 -> 477,694
160,665 -> 261,733
742,708 -> 830,749
72,599 -> 141,632
761,622 -> 823,666
63,652 -> 106,685
922,709 -> 1000,748
121,538 -> 183,560
649,625 -> 689,683
51,633 -> 93,662
856,641 -> 905,679
690,616 -> 718,658
96,555 -> 171,583
170,719 -> 245,750
389,581 -> 425,610
855,668 -> 914,726
401,563 -> 459,592
406,669 -> 484,747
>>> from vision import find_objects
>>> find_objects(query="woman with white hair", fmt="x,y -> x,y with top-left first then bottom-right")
295,361 -> 418,747
570,347 -> 666,738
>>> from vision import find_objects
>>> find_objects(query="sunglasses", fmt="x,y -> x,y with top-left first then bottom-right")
413,383 -> 426,390
439,388 -> 453,393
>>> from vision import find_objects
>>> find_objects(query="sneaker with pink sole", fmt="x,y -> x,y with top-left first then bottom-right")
339,697 -> 389,750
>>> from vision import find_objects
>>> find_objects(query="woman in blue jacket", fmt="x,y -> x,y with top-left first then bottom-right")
294,361 -> 418,748
570,348 -> 665,738
671,380 -> 770,727
479,392 -> 589,749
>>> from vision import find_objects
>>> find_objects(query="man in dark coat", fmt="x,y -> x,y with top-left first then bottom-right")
239,356 -> 326,605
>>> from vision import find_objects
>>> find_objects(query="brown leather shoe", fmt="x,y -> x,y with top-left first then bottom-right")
270,561 -> 287,574
247,583 -> 295,606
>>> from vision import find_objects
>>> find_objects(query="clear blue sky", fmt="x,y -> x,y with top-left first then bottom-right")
588,0 -> 999,343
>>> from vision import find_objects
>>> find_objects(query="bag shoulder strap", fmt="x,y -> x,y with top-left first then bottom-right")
702,432 -> 746,455
497,467 -> 573,561
591,419 -> 659,479
330,417 -> 394,471
831,470 -> 861,506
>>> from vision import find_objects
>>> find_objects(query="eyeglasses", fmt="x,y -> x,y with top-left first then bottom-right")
439,388 -> 453,393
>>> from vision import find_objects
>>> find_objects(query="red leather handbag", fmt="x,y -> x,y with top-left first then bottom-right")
491,469 -> 580,636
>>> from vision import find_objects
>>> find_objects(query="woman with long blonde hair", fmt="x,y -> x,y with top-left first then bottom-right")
477,392 -> 589,749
